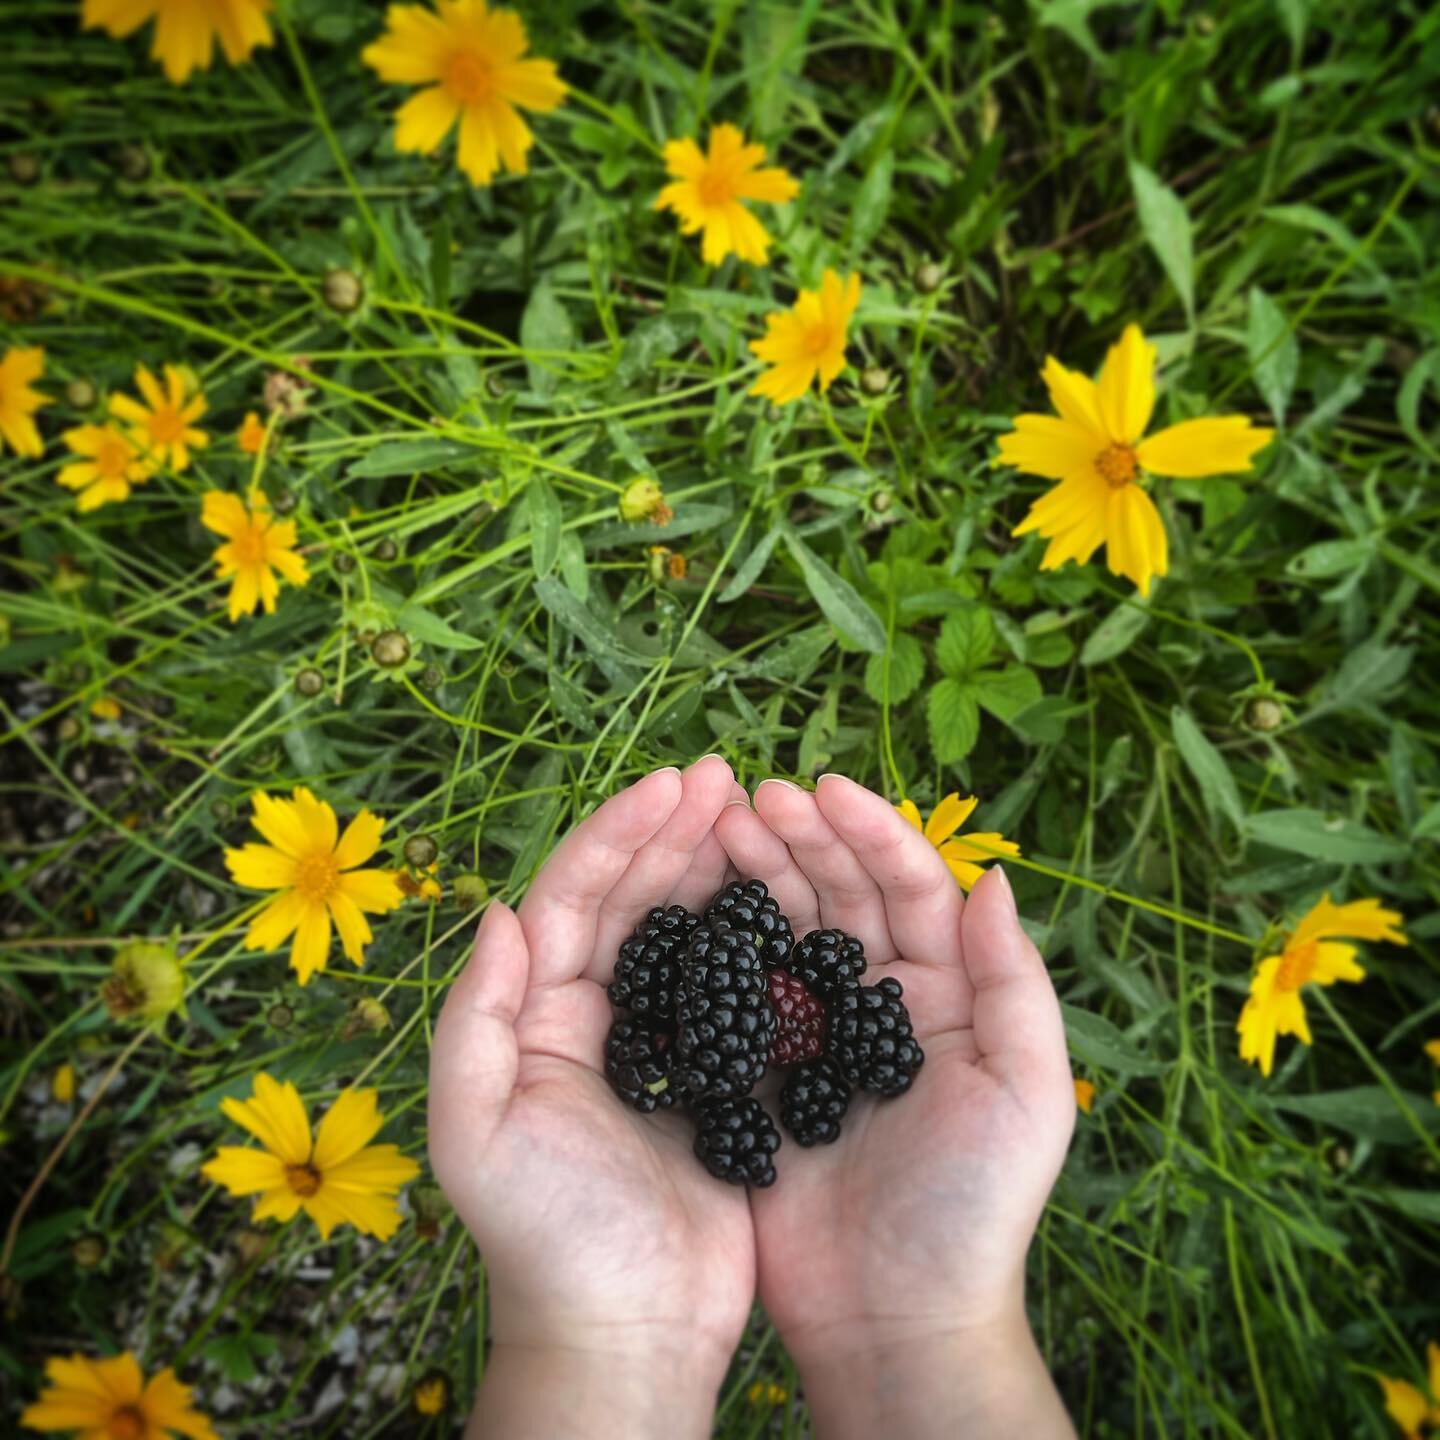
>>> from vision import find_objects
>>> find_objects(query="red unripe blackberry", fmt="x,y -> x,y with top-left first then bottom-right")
607,904 -> 699,1020
779,1057 -> 851,1146
605,1016 -> 679,1113
826,976 -> 924,1097
786,928 -> 867,998
693,1096 -> 781,1187
767,968 -> 826,1065
705,878 -> 794,967
674,924 -> 778,1101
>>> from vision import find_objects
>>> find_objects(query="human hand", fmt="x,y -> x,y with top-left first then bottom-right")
428,757 -> 754,1439
717,774 -> 1077,1438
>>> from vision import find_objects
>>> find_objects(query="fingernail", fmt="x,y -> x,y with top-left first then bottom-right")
992,865 -> 1018,918
723,797 -> 752,810
651,765 -> 681,778
756,777 -> 801,793
695,752 -> 725,764
816,772 -> 846,786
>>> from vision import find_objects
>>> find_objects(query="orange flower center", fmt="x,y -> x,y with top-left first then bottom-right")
1096,443 -> 1138,488
295,853 -> 340,903
147,405 -> 186,446
445,52 -> 494,103
96,435 -> 133,481
1275,939 -> 1318,992
108,1406 -> 146,1440
697,167 -> 737,207
285,1163 -> 323,1197
229,519 -> 271,567
804,322 -> 835,357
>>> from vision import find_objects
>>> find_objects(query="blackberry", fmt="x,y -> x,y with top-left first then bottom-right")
786,928 -> 867,999
693,1097 -> 781,1187
704,879 -> 794,967
767,968 -> 826,1065
604,1016 -> 679,1113
779,1057 -> 851,1146
826,977 -> 924,1097
607,905 -> 700,1021
674,924 -> 777,1101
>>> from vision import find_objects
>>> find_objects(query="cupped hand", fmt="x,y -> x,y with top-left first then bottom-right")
428,757 -> 755,1392
715,774 -> 1076,1371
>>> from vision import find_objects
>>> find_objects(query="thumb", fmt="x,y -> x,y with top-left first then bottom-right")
961,868 -> 1073,1109
429,901 -> 529,1182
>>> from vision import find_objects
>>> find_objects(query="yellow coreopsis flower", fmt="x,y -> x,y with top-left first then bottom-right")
896,793 -> 1020,892
1236,895 -> 1406,1077
81,0 -> 274,86
201,1074 -> 420,1240
655,123 -> 799,266
200,490 -> 309,622
238,410 -> 267,454
109,364 -> 208,473
57,422 -> 155,511
362,0 -> 567,188
0,345 -> 49,458
1377,1342 -> 1440,1440
413,1371 -> 451,1416
51,1063 -> 77,1104
225,788 -> 405,984
749,269 -> 861,405
1073,1078 -> 1096,1114
21,1351 -> 217,1438
999,324 -> 1274,596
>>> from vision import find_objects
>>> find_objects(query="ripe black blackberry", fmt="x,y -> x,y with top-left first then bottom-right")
785,928 -> 867,999
779,1057 -> 851,1146
704,878 -> 794,967
674,924 -> 777,1101
604,1016 -> 679,1113
692,1096 -> 781,1187
767,967 -> 826,1065
827,977 -> 924,1097
607,905 -> 699,1021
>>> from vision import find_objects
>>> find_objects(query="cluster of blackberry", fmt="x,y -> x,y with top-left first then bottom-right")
603,879 -> 924,1187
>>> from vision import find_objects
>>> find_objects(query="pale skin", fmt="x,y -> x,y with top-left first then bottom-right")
429,757 -> 1077,1438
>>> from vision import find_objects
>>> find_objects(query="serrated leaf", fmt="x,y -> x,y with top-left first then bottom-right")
1244,809 -> 1408,864
1247,286 -> 1299,424
1081,602 -> 1150,665
935,607 -> 994,678
782,530 -> 886,652
927,678 -> 980,763
1171,706 -> 1245,834
527,475 -> 561,579
971,664 -> 1042,722
1129,162 -> 1194,322
863,632 -> 925,704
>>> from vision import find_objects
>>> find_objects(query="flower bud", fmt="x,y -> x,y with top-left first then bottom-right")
332,551 -> 356,575
115,144 -> 151,181
371,630 -> 411,668
267,1002 -> 295,1031
101,940 -> 185,1023
647,546 -> 671,584
52,1063 -> 77,1103
452,873 -> 488,909
210,797 -> 233,824
270,487 -> 297,515
619,476 -> 667,524
914,261 -> 944,294
1245,698 -> 1284,732
374,537 -> 399,562
322,267 -> 364,314
485,373 -> 507,398
294,667 -> 325,698
56,715 -> 81,744
420,663 -> 444,691
869,488 -> 894,514
8,153 -> 40,186
65,378 -> 98,410
340,996 -> 390,1039
859,365 -> 890,396
71,1234 -> 106,1269
404,834 -> 439,868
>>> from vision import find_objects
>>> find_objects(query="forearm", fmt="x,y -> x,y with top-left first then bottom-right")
468,1341 -> 726,1440
795,1317 -> 1075,1440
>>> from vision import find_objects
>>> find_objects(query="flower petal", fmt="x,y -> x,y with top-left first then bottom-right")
924,793 -> 977,845
333,809 -> 384,869
1095,323 -> 1156,443
392,84 -> 459,154
328,889 -> 374,964
337,867 -> 406,915
1136,417 -> 1274,477
201,1145 -> 289,1197
244,888 -> 310,953
311,1088 -> 384,1171
219,1073 -> 312,1165
1041,355 -> 1109,439
1104,485 -> 1168,595
249,790 -> 310,857
290,903 -> 333,985
225,842 -> 298,891
997,415 -> 1104,481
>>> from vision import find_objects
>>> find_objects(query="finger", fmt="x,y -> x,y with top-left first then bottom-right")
814,774 -> 967,984
429,902 -> 528,1182
585,754 -> 737,977
961,867 -> 1073,1108
753,778 -> 896,959
665,821 -> 738,913
714,798 -> 822,936
518,766 -> 683,984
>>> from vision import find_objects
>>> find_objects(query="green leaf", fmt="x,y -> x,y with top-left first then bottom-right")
850,150 -> 893,254
1171,707 -> 1245,834
927,678 -> 980,763
1080,602 -> 1150,666
1284,537 -> 1375,580
970,664 -> 1042,722
527,476 -> 561,580
935,607 -> 994,678
1129,162 -> 1194,323
863,632 -> 925,704
1247,285 -> 1298,424
1061,1004 -> 1168,1077
520,279 -> 574,397
533,576 -> 644,670
548,669 -> 595,733
346,438 -> 482,478
1244,809 -> 1409,864
782,531 -> 886,652
747,625 -> 834,683
718,527 -> 781,604
1011,694 -> 1089,744
394,602 -> 484,651
557,530 -> 588,600
1266,1087 -> 1440,1144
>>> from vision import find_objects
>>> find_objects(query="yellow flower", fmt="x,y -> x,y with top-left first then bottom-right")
20,1351 -> 217,1438
362,0 -> 567,188
224,788 -> 405,985
999,323 -> 1274,596
655,123 -> 799,266
51,1064 -> 77,1104
1236,895 -> 1406,1078
201,1073 -> 420,1240
896,793 -> 1020,892
109,364 -> 208,473
747,1380 -> 788,1406
1425,1039 -> 1440,1066
1376,1341 -> 1440,1439
1074,1078 -> 1095,1114
81,0 -> 274,86
57,422 -> 155,512
237,410 -> 267,454
749,269 -> 861,405
90,694 -> 123,721
0,345 -> 49,458
413,1371 -> 450,1416
200,490 -> 310,622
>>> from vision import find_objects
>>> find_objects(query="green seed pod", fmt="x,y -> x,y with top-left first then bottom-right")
8,154 -> 40,186
619,476 -> 666,523
371,630 -> 411,668
322,267 -> 364,314
267,1002 -> 295,1031
210,796 -> 234,823
270,487 -> 297,515
65,378 -> 98,410
1246,698 -> 1284,733
404,833 -> 439,868
101,941 -> 185,1022
452,873 -> 488,909
860,366 -> 890,396
485,373 -> 507,398
420,663 -> 445,691
869,488 -> 894,514
115,144 -> 150,182
71,1234 -> 106,1269
914,261 -> 944,295
294,667 -> 325,698
333,551 -> 356,575
375,537 -> 399,562
56,715 -> 82,744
